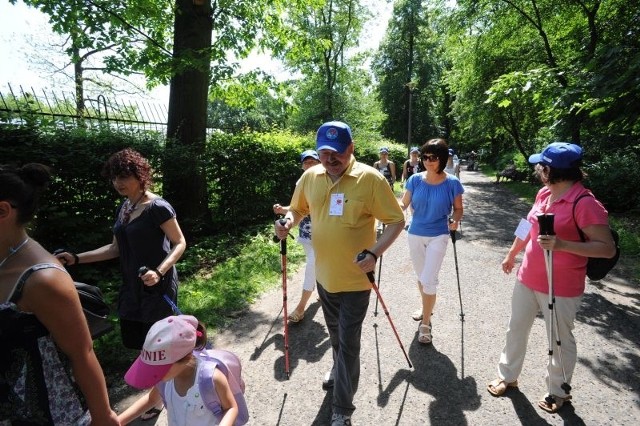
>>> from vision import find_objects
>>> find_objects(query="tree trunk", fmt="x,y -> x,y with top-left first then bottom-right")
164,0 -> 213,237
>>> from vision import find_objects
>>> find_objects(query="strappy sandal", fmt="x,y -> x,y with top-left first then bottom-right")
418,322 -> 432,344
538,394 -> 572,413
288,311 -> 305,323
487,378 -> 518,397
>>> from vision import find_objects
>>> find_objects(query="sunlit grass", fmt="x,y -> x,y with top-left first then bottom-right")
95,224 -> 305,374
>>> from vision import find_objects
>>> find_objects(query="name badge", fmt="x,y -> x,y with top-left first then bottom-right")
329,193 -> 345,216
514,218 -> 532,240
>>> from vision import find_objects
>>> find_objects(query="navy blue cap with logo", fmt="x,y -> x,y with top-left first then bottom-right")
528,142 -> 583,169
316,121 -> 353,153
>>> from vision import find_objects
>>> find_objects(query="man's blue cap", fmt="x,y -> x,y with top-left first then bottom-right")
448,148 -> 454,155
528,142 -> 583,169
300,149 -> 319,162
410,147 -> 420,154
316,121 -> 353,153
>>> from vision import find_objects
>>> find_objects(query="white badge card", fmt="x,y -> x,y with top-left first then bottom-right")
329,193 -> 345,216
514,218 -> 532,240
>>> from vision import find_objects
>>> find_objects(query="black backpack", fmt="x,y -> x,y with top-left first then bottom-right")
572,194 -> 621,281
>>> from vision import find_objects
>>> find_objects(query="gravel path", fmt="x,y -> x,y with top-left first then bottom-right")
118,170 -> 640,425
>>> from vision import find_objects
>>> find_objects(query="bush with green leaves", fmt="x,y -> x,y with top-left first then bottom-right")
584,150 -> 640,213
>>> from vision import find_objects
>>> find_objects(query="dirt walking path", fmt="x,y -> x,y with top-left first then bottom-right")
117,170 -> 640,425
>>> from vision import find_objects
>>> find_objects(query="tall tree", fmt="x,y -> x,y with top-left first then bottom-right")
372,0 -> 445,149
279,0 -> 367,131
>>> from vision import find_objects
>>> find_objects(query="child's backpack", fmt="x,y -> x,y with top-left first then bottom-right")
157,349 -> 249,425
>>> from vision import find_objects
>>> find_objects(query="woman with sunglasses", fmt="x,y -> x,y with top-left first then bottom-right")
399,139 -> 464,344
56,148 -> 187,420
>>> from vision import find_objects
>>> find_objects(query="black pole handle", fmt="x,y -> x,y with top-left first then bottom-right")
356,252 -> 375,283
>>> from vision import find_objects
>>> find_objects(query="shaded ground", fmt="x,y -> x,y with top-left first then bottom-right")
113,170 -> 640,425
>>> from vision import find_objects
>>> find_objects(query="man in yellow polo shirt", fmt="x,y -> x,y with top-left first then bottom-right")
275,121 -> 404,426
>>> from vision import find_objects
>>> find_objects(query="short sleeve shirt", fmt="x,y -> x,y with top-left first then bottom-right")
517,183 -> 609,297
289,157 -> 404,292
405,173 -> 464,237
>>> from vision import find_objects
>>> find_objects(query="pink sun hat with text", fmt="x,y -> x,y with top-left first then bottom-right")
124,315 -> 199,389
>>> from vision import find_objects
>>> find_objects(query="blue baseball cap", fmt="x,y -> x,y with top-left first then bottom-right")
300,149 -> 319,162
528,142 -> 583,169
316,121 -> 353,153
379,147 -> 389,154
448,148 -> 454,155
410,147 -> 420,154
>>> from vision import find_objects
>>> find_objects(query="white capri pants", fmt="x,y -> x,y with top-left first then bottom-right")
408,233 -> 449,295
298,238 -> 316,292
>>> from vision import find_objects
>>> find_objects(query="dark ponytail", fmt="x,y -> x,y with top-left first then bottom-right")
0,163 -> 51,224
194,322 -> 208,351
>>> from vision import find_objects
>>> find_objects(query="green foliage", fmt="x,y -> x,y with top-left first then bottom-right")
204,131 -> 312,230
583,150 -> 640,213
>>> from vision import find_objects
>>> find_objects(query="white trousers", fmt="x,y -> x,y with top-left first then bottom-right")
497,280 -> 583,396
407,233 -> 449,295
298,238 -> 316,292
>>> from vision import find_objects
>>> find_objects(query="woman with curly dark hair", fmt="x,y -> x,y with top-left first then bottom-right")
56,148 -> 186,345
57,148 -> 186,419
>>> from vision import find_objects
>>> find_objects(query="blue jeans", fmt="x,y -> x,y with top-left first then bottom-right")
317,283 -> 371,416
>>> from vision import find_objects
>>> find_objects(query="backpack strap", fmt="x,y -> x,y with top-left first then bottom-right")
572,193 -> 592,242
8,263 -> 67,303
197,355 -> 225,418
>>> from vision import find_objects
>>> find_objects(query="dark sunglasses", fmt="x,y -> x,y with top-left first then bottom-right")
422,154 -> 439,162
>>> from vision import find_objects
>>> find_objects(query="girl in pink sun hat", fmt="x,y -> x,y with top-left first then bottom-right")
118,315 -> 240,425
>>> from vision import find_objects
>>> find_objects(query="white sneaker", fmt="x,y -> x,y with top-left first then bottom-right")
322,367 -> 335,389
331,413 -> 352,426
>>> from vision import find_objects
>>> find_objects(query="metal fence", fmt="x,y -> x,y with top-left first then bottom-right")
0,83 -> 168,133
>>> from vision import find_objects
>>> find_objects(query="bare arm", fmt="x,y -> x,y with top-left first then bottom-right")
399,189 -> 412,211
214,369 -> 239,426
502,236 -> 530,275
55,236 -> 120,266
449,194 -> 463,231
539,224 -> 616,258
357,221 -> 404,273
401,161 -> 408,182
117,388 -> 162,425
390,162 -> 396,183
140,217 -> 187,286
21,268 -> 119,425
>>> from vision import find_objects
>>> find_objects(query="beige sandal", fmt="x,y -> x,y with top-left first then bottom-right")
487,378 -> 518,397
288,311 -> 305,323
538,394 -> 572,413
418,322 -> 432,344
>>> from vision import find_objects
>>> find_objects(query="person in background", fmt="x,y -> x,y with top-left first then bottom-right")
401,146 -> 423,184
373,147 -> 396,188
444,148 -> 460,178
0,163 -> 119,425
273,149 -> 321,323
401,147 -> 423,230
275,121 -> 404,426
56,148 -> 187,420
487,142 -> 616,414
117,315 -> 239,425
400,139 -> 464,344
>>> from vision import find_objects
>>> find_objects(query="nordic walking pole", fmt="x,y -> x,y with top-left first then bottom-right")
449,227 -> 465,322
274,218 -> 291,379
537,214 -> 571,403
449,224 -> 465,378
357,251 -> 412,368
374,223 -> 385,316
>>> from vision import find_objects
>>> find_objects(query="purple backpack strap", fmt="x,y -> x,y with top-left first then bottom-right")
196,350 -> 250,425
